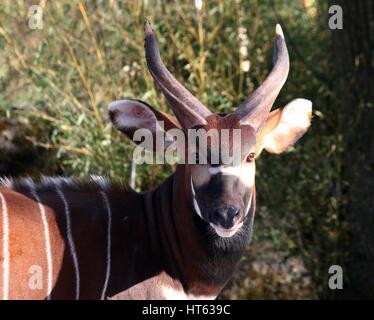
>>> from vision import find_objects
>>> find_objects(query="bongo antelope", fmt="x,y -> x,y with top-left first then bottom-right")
0,21 -> 312,300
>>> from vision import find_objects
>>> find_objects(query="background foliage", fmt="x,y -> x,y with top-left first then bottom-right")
0,0 -> 343,298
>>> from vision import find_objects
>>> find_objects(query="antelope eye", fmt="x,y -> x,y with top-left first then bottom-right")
246,152 -> 256,162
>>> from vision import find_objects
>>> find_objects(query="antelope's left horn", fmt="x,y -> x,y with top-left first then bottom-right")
234,24 -> 289,130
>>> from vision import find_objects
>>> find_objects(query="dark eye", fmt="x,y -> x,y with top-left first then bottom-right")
246,152 -> 256,162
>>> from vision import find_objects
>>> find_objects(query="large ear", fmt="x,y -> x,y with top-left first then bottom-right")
108,99 -> 180,152
255,98 -> 312,155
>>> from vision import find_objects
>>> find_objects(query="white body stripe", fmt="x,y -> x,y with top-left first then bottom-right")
0,192 -> 10,300
29,186 -> 53,300
100,191 -> 112,300
56,188 -> 80,300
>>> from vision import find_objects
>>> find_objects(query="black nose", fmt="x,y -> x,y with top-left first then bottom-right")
210,206 -> 240,229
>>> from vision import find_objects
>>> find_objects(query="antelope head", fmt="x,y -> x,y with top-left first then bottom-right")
108,21 -> 312,238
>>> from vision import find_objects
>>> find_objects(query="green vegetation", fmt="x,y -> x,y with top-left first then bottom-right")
0,0 -> 343,298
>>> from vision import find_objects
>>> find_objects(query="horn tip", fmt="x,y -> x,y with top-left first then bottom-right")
275,24 -> 284,39
144,19 -> 154,37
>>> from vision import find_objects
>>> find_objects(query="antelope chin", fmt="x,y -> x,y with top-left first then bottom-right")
210,223 -> 243,238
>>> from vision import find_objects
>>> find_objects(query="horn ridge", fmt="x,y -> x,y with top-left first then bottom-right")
144,20 -> 211,128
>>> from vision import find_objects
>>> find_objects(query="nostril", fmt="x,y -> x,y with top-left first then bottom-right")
210,210 -> 222,226
210,207 -> 240,229
228,206 -> 240,218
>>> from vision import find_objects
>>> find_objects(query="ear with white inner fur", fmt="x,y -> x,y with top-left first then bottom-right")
108,99 -> 180,152
255,98 -> 312,155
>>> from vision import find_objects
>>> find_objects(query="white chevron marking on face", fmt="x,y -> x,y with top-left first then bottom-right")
208,165 -> 254,187
244,192 -> 253,216
190,177 -> 204,219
